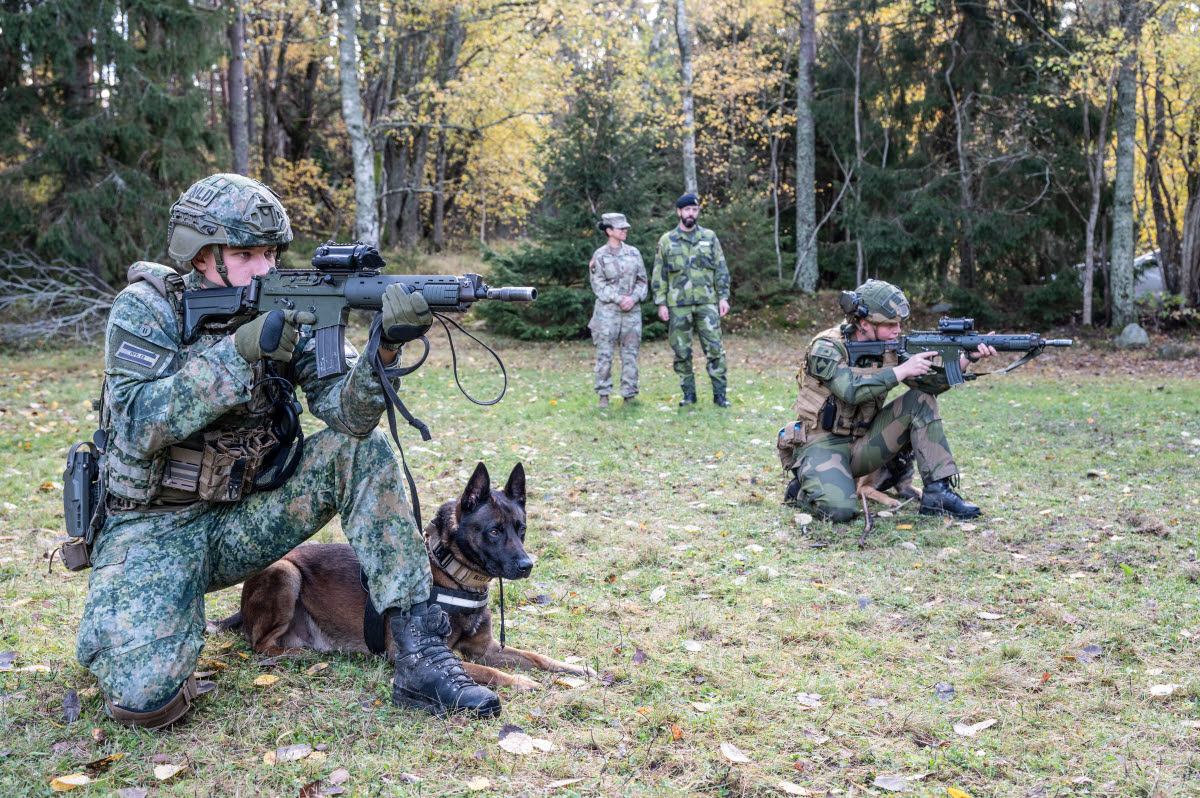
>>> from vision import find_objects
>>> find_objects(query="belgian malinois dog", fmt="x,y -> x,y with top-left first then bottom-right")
220,462 -> 594,690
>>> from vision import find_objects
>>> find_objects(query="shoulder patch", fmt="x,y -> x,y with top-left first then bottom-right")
807,340 -> 844,381
107,325 -> 173,378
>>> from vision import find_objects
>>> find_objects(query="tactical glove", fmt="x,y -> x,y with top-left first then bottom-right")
380,283 -> 433,346
234,309 -> 317,364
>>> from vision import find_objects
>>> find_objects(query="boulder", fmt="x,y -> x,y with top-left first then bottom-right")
1114,323 -> 1149,349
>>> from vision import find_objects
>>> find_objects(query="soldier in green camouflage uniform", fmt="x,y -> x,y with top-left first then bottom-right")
776,280 -> 995,522
651,193 -> 732,407
589,212 -> 647,408
77,174 -> 500,728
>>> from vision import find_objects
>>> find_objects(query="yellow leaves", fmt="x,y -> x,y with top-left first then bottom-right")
946,788 -> 975,798
49,774 -> 90,791
253,674 -> 279,687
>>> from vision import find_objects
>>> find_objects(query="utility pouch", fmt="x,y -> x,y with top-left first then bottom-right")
819,397 -> 836,432
197,427 -> 278,503
62,441 -> 104,571
776,423 -> 807,471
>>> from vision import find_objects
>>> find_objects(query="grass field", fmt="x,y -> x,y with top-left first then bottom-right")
0,325 -> 1198,797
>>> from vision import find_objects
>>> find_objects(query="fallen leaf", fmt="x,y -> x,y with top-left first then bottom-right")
547,779 -> 584,789
778,782 -> 812,795
397,772 -> 421,783
49,774 -> 91,791
84,753 -> 126,774
254,674 -> 279,687
327,767 -> 350,785
720,742 -> 751,763
975,612 -> 1004,620
897,524 -> 913,531
671,725 -> 683,740
273,744 -> 313,763
794,513 -> 813,525
952,718 -> 998,737
298,780 -> 321,798
1150,684 -> 1180,697
306,663 -> 329,676
796,692 -> 822,708
63,689 -> 81,723
153,763 -> 186,781
681,640 -> 702,652
866,698 -> 889,708
116,788 -> 148,798
1181,720 -> 1200,728
691,702 -> 712,712
874,776 -> 911,792
555,675 -> 587,689
464,776 -> 491,790
499,731 -> 537,754
632,648 -> 648,665
649,585 -> 667,603
945,788 -> 974,798
934,682 -> 955,700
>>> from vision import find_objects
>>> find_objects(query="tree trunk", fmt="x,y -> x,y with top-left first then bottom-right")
792,0 -> 818,293
675,0 -> 697,194
1181,193 -> 1200,307
401,126 -> 430,247
228,4 -> 249,175
1144,67 -> 1179,295
1109,0 -> 1145,327
433,130 -> 448,252
338,0 -> 379,246
853,27 -> 865,287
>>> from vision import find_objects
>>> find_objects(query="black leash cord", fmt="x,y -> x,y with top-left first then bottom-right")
431,311 -> 508,406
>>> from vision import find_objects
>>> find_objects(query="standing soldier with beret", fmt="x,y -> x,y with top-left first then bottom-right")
651,193 -> 732,407
75,173 -> 501,728
776,279 -> 995,522
589,213 -> 648,408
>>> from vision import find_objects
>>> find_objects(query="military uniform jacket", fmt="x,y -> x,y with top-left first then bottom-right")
589,243 -> 647,307
650,225 -> 730,307
792,324 -> 950,440
103,262 -> 399,505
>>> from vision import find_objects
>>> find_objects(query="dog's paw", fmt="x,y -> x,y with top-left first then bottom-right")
508,675 -> 541,692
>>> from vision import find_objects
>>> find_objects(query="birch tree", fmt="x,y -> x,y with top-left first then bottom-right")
1108,0 -> 1147,327
676,0 -> 698,194
792,0 -> 818,292
337,0 -> 379,246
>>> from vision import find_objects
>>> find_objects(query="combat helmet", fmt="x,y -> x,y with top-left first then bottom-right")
840,279 -> 910,323
167,173 -> 292,284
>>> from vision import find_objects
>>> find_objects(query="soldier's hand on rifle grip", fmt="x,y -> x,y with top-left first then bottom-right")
894,350 -> 939,381
381,283 -> 433,345
233,309 -> 318,364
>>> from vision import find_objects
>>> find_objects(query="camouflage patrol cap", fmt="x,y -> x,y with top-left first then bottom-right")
852,279 -> 910,323
167,173 -> 292,262
600,213 -> 631,229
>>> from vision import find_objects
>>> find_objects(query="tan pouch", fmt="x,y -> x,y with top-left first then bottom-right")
775,422 -> 808,471
197,428 -> 277,503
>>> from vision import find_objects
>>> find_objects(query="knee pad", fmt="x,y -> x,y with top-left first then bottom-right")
105,675 -> 211,730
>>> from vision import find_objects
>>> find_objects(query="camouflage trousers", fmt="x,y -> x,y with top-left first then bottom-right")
667,303 -> 726,395
76,427 -> 430,711
591,304 -> 642,398
791,389 -> 958,522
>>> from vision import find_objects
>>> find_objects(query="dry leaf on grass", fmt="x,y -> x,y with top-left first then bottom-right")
464,776 -> 491,790
945,788 -> 974,798
555,675 -> 587,689
681,640 -> 702,652
796,692 -> 822,708
84,753 -> 126,774
498,731 -> 555,754
649,585 -> 667,603
952,718 -> 997,737
778,782 -> 812,796
976,612 -> 1004,620
62,689 -> 81,723
1180,720 -> 1200,728
547,778 -> 584,789
153,763 -> 187,781
720,742 -> 751,763
49,773 -> 90,791
298,780 -> 321,798
306,663 -> 329,676
254,674 -> 279,687
691,701 -> 712,712
272,744 -> 313,763
873,776 -> 911,792
116,788 -> 148,798
671,725 -> 683,740
1150,684 -> 1180,697
632,648 -> 648,665
328,768 -> 350,785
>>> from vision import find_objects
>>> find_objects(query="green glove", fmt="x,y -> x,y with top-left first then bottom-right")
380,283 -> 433,345
234,309 -> 317,364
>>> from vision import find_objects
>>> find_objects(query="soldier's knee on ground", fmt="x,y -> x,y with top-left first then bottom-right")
105,676 -> 208,730
815,502 -> 859,523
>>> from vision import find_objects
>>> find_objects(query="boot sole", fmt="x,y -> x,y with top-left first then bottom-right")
392,686 -> 502,719
919,507 -> 981,520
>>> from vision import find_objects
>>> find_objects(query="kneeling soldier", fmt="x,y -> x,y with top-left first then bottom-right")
777,280 -> 994,522
76,173 -> 500,728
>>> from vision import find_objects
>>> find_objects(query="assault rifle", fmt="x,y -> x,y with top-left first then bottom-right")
181,242 -> 537,378
844,317 -> 1072,387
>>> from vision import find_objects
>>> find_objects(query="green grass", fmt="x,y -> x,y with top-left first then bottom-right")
1,331 -> 1198,797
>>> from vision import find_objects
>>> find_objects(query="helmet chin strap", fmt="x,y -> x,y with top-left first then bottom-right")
211,244 -> 233,288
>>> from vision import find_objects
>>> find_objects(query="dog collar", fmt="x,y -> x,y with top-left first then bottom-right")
430,584 -> 490,614
425,522 -> 494,590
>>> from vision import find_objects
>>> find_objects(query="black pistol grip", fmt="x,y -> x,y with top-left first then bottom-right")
315,324 -> 348,379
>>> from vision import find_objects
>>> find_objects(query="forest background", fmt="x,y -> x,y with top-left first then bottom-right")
2,0 -> 1200,342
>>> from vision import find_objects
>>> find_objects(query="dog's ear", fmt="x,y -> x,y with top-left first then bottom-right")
504,462 -> 526,509
460,462 -> 491,515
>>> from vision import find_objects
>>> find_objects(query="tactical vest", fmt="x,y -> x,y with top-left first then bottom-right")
103,262 -> 282,509
790,324 -> 898,440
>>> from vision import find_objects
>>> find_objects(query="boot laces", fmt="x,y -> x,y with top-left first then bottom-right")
409,615 -> 473,688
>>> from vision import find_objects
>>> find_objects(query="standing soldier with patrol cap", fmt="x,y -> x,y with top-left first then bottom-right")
651,193 -> 732,407
589,212 -> 648,408
776,279 -> 995,522
75,173 -> 501,728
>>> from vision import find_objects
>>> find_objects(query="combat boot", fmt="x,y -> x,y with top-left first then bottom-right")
678,389 -> 697,407
919,478 -> 981,519
597,395 -> 609,409
389,601 -> 501,718
713,390 -> 731,408
783,476 -> 801,506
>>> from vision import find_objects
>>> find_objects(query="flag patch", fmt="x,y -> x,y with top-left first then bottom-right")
115,341 -> 161,371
